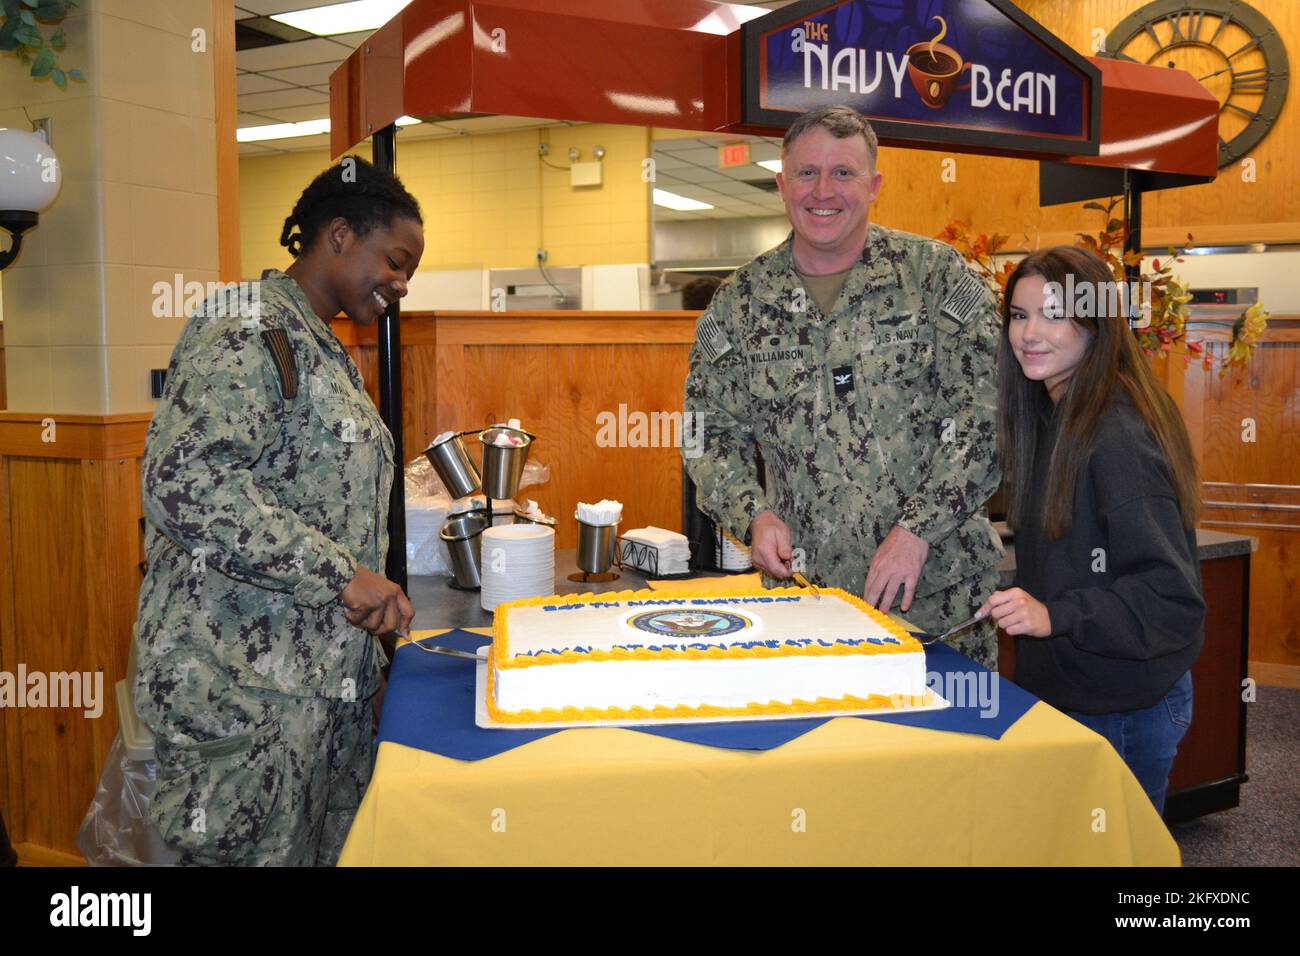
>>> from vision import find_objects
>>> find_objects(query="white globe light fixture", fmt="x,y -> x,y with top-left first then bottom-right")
0,127 -> 62,270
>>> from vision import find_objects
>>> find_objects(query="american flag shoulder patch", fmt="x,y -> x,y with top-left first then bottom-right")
696,313 -> 734,364
941,271 -> 986,326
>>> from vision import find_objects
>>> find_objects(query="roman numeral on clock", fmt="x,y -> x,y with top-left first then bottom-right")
1230,68 -> 1269,94
1226,36 -> 1261,61
1208,13 -> 1233,46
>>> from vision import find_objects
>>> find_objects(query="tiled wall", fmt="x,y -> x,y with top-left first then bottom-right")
239,123 -> 652,279
0,0 -> 218,414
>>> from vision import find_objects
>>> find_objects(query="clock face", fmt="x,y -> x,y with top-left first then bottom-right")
1106,0 -> 1289,168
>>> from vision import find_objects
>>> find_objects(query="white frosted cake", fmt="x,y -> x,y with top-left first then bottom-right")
486,586 -> 931,723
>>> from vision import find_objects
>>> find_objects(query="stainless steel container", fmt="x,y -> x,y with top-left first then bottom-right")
512,509 -> 557,528
439,510 -> 490,589
424,432 -> 481,499
575,517 -> 619,574
479,426 -> 533,499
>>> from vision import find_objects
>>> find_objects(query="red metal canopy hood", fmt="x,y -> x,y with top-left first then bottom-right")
330,0 -> 1218,177
329,0 -> 770,155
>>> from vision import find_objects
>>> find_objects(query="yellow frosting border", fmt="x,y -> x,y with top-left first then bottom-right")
491,585 -> 919,671
484,654 -> 935,724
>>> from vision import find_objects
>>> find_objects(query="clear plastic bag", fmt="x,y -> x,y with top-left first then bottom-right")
76,733 -> 181,867
405,450 -> 550,500
403,450 -> 551,577
407,494 -> 452,576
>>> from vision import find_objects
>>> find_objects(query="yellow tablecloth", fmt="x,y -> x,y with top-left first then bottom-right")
339,627 -> 1180,866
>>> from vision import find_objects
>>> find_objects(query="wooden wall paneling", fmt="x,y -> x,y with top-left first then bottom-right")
463,343 -> 555,527
8,459 -> 92,850
546,343 -> 692,551
83,458 -> 143,749
1192,319 -> 1300,667
0,457 -> 20,844
402,340 -> 439,458
435,343 -> 466,433
1168,554 -> 1248,794
864,0 -> 1300,247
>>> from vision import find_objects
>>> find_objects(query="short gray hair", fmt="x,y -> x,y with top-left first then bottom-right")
781,105 -> 878,168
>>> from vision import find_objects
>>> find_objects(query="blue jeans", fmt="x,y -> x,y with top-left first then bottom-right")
1062,671 -> 1193,815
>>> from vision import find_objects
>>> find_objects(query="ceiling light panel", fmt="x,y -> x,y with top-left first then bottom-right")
271,0 -> 411,36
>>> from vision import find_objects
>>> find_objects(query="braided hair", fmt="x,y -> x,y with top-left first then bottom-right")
279,156 -> 423,257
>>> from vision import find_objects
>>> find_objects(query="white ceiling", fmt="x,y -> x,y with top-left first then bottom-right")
653,136 -> 786,222
234,2 -> 588,155
234,0 -> 794,220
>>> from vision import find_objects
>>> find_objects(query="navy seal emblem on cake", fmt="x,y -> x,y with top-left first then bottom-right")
627,608 -> 753,638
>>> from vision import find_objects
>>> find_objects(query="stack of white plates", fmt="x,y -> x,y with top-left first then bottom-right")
717,527 -> 753,571
480,523 -> 556,612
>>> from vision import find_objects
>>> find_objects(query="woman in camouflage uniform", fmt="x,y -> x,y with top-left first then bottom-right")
134,158 -> 424,865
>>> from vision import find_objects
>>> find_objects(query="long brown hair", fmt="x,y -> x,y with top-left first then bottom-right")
998,246 -> 1199,537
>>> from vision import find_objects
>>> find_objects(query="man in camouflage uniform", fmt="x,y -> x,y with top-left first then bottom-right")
134,269 -> 392,865
684,106 -> 1003,667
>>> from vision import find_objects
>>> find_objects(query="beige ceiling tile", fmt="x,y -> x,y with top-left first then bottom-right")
238,86 -> 331,112
263,61 -> 339,87
253,104 -> 331,123
236,36 -> 350,72
237,73 -> 296,95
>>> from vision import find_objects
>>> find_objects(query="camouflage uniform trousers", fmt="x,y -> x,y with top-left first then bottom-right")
149,686 -> 375,866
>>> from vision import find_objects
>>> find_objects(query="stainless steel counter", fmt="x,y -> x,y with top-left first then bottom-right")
408,531 -> 1257,627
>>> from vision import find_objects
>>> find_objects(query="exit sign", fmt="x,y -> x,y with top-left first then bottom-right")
719,143 -> 750,168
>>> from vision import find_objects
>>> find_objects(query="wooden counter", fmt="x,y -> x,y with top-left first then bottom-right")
331,311 -> 698,550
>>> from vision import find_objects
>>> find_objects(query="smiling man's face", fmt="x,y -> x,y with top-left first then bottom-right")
775,125 -> 882,271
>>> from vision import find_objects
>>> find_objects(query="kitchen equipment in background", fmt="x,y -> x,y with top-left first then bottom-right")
440,510 -> 491,590
479,423 -> 533,500
570,499 -> 623,582
424,431 -> 482,499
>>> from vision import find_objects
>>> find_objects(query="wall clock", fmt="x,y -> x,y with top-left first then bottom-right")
1105,0 -> 1289,168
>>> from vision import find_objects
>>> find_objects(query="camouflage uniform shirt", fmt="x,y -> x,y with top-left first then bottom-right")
135,269 -> 390,744
684,225 -> 1004,644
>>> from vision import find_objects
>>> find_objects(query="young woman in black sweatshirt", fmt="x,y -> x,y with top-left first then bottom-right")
978,246 -> 1204,814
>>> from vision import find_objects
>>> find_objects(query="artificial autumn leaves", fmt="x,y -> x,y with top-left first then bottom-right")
938,197 -> 1268,380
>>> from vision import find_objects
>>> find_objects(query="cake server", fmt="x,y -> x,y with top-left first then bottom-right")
385,632 -> 487,661
917,610 -> 986,646
792,571 -> 820,600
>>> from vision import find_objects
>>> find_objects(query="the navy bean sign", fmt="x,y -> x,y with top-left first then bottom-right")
743,0 -> 1100,157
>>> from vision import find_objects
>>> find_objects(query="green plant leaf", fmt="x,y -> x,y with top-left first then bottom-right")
2,0 -> 21,16
67,67 -> 83,81
18,7 -> 33,23
34,0 -> 64,21
49,23 -> 61,48
29,42 -> 52,75
51,64 -> 65,88
13,20 -> 40,44
0,18 -> 20,50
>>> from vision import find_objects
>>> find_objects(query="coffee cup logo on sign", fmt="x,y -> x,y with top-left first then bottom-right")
905,16 -> 971,109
